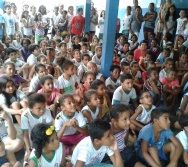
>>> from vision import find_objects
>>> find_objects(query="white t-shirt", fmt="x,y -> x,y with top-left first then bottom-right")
72,58 -> 81,67
98,18 -> 105,34
81,105 -> 100,123
78,63 -> 87,81
27,54 -> 37,65
176,17 -> 187,35
51,13 -> 61,27
123,14 -> 131,30
184,23 -> 188,36
159,69 -> 167,81
29,143 -> 63,167
22,17 -> 33,36
105,77 -> 120,88
176,130 -> 188,152
55,111 -> 86,136
112,86 -> 137,105
135,104 -> 156,124
92,55 -> 101,66
5,58 -> 24,67
90,15 -> 97,32
80,50 -> 93,57
0,90 -> 26,106
21,108 -> 53,133
71,136 -> 114,166
130,70 -> 141,79
3,13 -> 17,35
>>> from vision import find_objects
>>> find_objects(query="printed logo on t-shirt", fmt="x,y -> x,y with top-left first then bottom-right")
8,19 -> 14,28
75,21 -> 81,30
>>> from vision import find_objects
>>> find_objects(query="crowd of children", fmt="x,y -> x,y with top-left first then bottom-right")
1,0 -> 188,167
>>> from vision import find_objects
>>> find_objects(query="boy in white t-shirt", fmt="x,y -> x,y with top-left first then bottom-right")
71,119 -> 124,167
92,46 -> 102,70
176,9 -> 187,35
176,114 -> 188,165
27,44 -> 40,68
3,4 -> 18,41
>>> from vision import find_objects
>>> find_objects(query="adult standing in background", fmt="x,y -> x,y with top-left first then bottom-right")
51,5 -> 60,39
131,0 -> 142,15
90,7 -> 98,42
69,8 -> 85,37
38,5 -> 50,37
67,6 -> 74,30
156,0 -> 172,41
59,4 -> 64,15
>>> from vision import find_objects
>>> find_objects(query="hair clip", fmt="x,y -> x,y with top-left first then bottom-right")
46,125 -> 55,136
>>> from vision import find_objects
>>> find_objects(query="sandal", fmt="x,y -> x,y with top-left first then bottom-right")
23,161 -> 29,167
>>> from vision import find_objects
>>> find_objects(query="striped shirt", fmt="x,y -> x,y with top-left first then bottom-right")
114,129 -> 127,151
143,79 -> 163,94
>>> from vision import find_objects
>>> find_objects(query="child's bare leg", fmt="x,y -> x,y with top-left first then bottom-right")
11,102 -> 21,125
4,138 -> 24,153
163,142 -> 175,161
148,146 -> 162,166
135,162 -> 145,167
130,123 -> 142,132
2,163 -> 13,167
21,63 -> 29,80
14,162 -> 22,167
181,72 -> 188,87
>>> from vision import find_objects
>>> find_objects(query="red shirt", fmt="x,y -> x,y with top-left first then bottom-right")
71,16 -> 85,36
133,48 -> 148,62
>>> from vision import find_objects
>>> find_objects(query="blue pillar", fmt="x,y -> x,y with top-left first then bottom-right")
0,0 -> 3,11
84,0 -> 91,33
101,0 -> 119,78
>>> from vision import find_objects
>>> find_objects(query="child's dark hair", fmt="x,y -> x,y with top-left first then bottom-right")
31,123 -> 56,158
95,46 -> 102,52
151,108 -> 169,121
21,38 -> 31,46
124,42 -> 130,46
88,119 -> 111,142
34,12 -> 42,22
56,57 -> 74,71
48,39 -> 55,46
61,10 -> 67,15
0,76 -> 16,106
151,38 -> 158,43
82,53 -> 90,60
110,65 -> 121,72
131,34 -> 138,41
179,113 -> 188,128
166,68 -> 176,74
147,67 -> 157,76
100,10 -> 105,17
91,79 -> 104,90
108,104 -> 129,121
3,62 -> 15,69
83,71 -> 96,81
28,43 -> 39,53
140,40 -> 148,46
55,39 -> 61,43
73,49 -> 80,55
164,57 -> 173,64
28,93 -> 46,108
84,89 -> 97,104
120,73 -> 132,83
58,42 -> 67,48
39,75 -> 53,85
62,34 -> 70,40
164,32 -> 173,42
165,4 -> 176,22
163,48 -> 170,53
145,51 -> 153,57
37,54 -> 47,62
77,7 -> 83,13
4,4 -> 11,10
130,61 -> 138,67
35,63 -> 46,72
121,61 -> 130,68
6,47 -> 18,55
139,91 -> 151,100
126,51 -> 134,57
180,52 -> 188,57
82,42 -> 88,48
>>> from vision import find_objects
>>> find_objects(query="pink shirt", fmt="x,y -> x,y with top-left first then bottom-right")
38,88 -> 60,105
161,78 -> 180,89
133,48 -> 147,62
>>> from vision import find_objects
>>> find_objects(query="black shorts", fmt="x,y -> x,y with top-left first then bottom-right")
144,27 -> 154,33
90,31 -> 95,34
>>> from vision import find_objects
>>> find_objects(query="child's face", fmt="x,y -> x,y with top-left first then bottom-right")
111,68 -> 120,80
75,37 -> 80,43
5,65 -> 15,77
163,51 -> 170,58
37,67 -> 47,78
9,52 -> 17,62
33,47 -> 40,56
74,51 -> 81,60
99,129 -> 114,147
141,43 -> 148,50
151,40 -> 157,47
165,61 -> 173,70
56,41 -> 60,48
120,37 -> 126,45
60,45 -> 67,52
87,63 -> 97,73
149,4 -> 154,11
69,7 -> 74,14
126,7 -> 131,13
97,84 -> 106,96
115,111 -> 131,130
41,43 -> 47,50
126,55 -> 133,63
0,140 -> 5,156
50,42 -> 56,49
140,92 -> 153,105
5,81 -> 15,94
131,63 -> 139,72
82,56 -> 90,66
73,65 -> 78,75
155,113 -> 170,130
43,79 -> 54,92
82,46 -> 88,53
89,93 -> 100,107
149,70 -> 159,81
131,35 -> 137,42
22,40 -> 29,49
15,34 -> 21,41
62,12 -> 67,18
145,54 -> 151,61
179,10 -> 186,18
31,102 -> 46,117
169,6 -> 175,14
65,35 -> 70,42
85,74 -> 95,86
167,71 -> 176,81
123,44 -> 129,51
31,6 -> 36,13
5,36 -> 11,44
180,54 -> 188,63
46,132 -> 60,151
61,97 -> 76,113
54,7 -> 59,13
121,65 -> 130,74
96,48 -> 102,57
39,57 -> 47,64
121,79 -> 133,91
178,37 -> 184,45
5,7 -> 11,14
65,65 -> 74,76
93,39 -> 98,45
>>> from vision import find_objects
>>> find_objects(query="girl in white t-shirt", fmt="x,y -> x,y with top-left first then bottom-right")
98,10 -> 105,42
81,89 -> 102,123
29,123 -> 67,167
12,31 -> 22,50
0,76 -> 28,125
54,94 -> 87,155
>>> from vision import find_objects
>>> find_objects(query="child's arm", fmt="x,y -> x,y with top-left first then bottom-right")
106,85 -> 116,94
149,79 -> 160,95
1,104 -> 23,115
61,144 -> 66,167
167,136 -> 183,167
23,132 -> 32,160
183,152 -> 188,165
109,139 -> 124,167
131,106 -> 144,129
141,140 -> 162,167
132,101 -> 138,110
82,110 -> 94,123
75,161 -> 85,167
6,151 -> 22,167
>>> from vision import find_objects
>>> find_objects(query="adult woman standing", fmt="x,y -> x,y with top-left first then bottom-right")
90,7 -> 98,42
156,0 -> 172,41
38,5 -> 50,37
